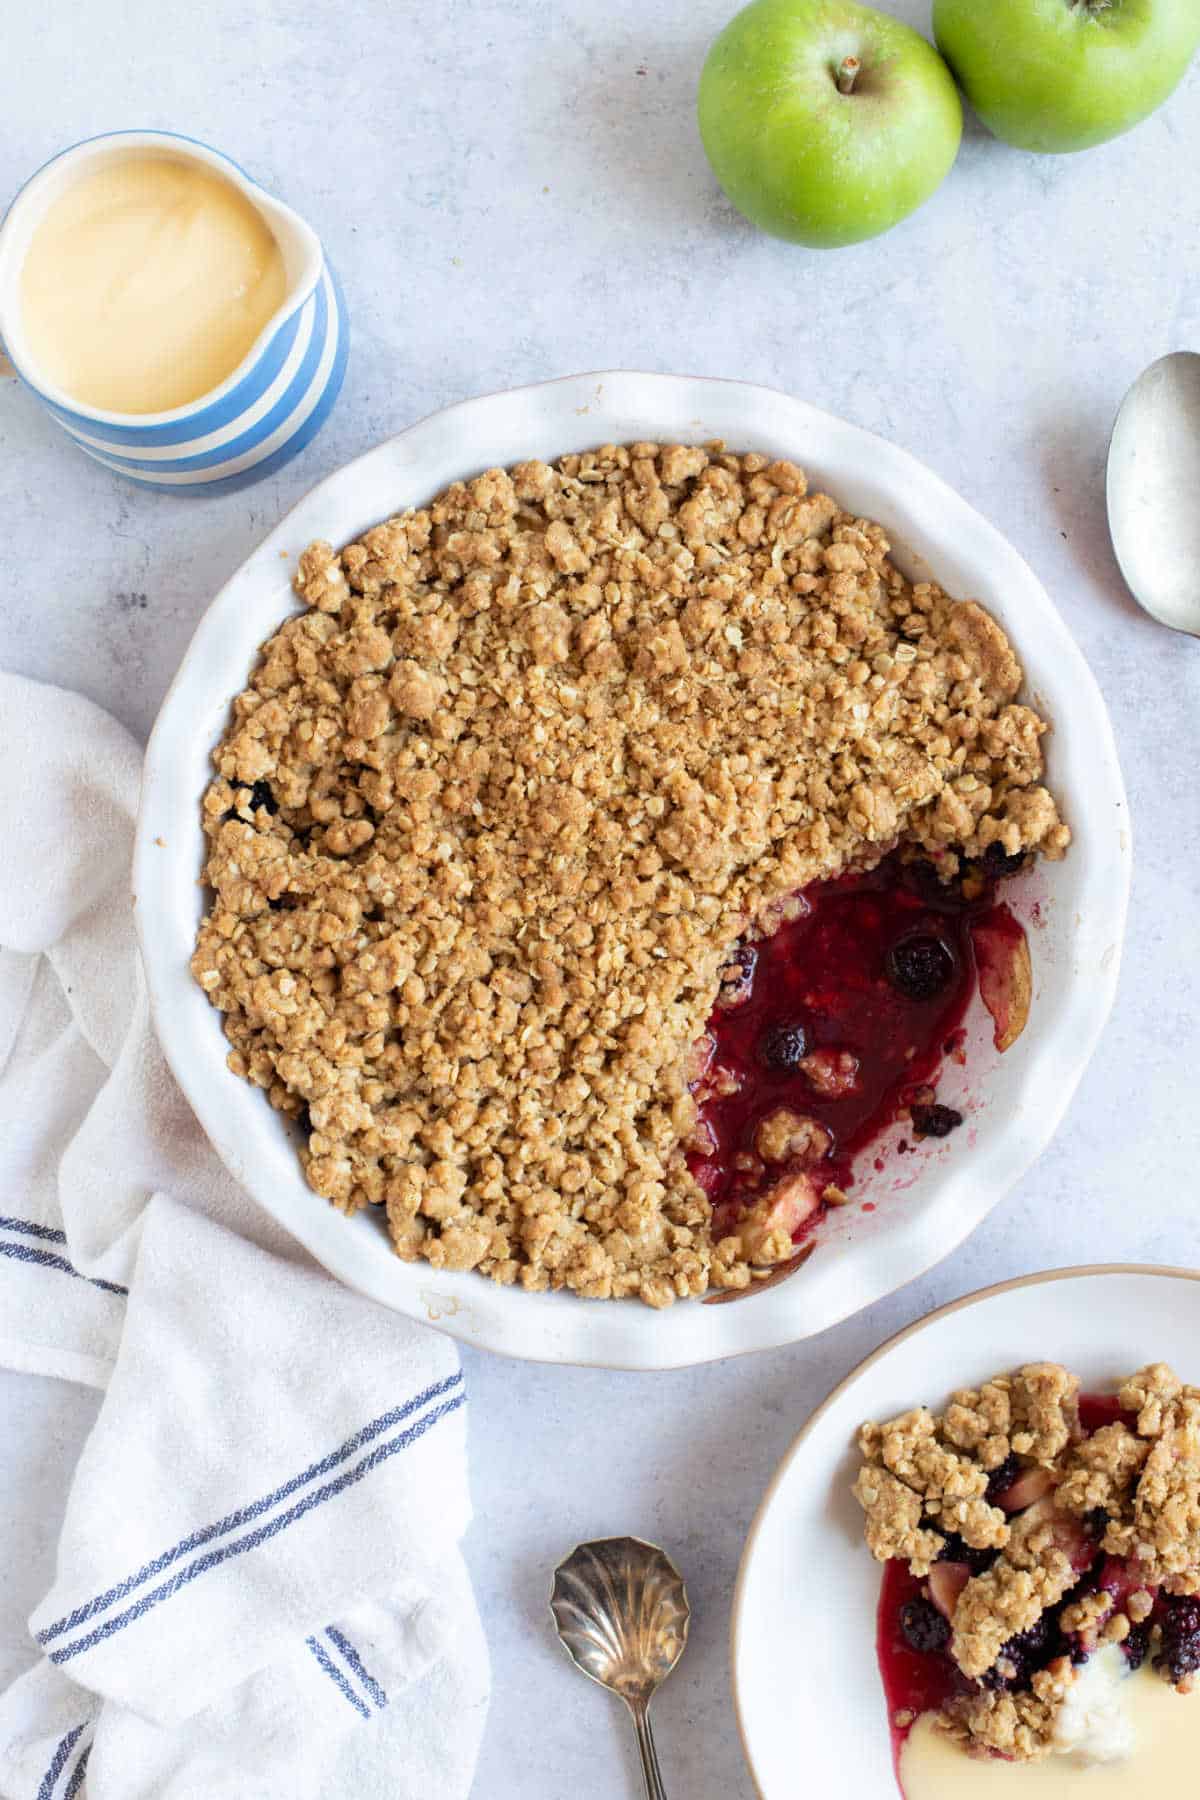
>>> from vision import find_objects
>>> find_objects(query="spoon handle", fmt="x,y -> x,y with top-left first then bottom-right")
629,1700 -> 667,1800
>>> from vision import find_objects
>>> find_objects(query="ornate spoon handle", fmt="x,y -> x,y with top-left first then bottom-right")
550,1537 -> 688,1799
629,1699 -> 667,1800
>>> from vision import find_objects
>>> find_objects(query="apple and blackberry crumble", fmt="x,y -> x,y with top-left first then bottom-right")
854,1362 -> 1200,1775
190,442 -> 1068,1306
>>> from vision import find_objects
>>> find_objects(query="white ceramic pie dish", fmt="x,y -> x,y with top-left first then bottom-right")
135,371 -> 1130,1369
731,1265 -> 1200,1797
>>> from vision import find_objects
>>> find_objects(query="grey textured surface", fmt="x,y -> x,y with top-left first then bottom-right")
2,2 -> 1199,1793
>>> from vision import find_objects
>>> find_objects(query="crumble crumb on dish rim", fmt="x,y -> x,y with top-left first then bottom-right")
190,442 -> 1069,1307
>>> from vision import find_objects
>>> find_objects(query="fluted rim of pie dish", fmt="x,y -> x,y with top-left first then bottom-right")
134,371 -> 1131,1369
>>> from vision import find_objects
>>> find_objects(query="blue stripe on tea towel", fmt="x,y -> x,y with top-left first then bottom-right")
37,1370 -> 464,1647
36,1724 -> 86,1800
326,1625 -> 388,1709
0,1214 -> 67,1243
46,1390 -> 466,1665
0,1237 -> 128,1297
62,1742 -> 91,1800
306,1636 -> 370,1719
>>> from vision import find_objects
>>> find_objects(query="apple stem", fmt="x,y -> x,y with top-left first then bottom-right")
835,55 -> 861,95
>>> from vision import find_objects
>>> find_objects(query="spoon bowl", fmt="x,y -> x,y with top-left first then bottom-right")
551,1536 -> 690,1798
1107,350 -> 1200,638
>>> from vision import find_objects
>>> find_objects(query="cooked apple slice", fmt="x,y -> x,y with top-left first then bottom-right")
732,1169 -> 820,1263
971,915 -> 1033,1052
992,1466 -> 1055,1514
929,1561 -> 971,1621
1018,1497 -> 1095,1573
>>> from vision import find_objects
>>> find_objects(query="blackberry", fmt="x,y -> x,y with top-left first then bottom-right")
900,1598 -> 950,1655
886,933 -> 956,1002
937,1532 -> 995,1576
910,1102 -> 964,1139
759,1022 -> 809,1071
220,779 -> 279,824
985,1454 -> 1019,1504
904,860 -> 964,905
1157,1596 -> 1200,1684
717,944 -> 758,1009
983,842 -> 1028,878
1123,1622 -> 1150,1672
246,779 -> 279,815
1009,1613 -> 1056,1669
984,1613 -> 1059,1691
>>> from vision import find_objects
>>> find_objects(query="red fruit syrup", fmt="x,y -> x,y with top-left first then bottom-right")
687,850 -> 1025,1249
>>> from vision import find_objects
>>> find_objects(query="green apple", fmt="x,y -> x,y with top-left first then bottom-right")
697,0 -> 963,248
934,0 -> 1200,154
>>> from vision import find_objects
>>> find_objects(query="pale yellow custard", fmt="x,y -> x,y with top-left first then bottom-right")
901,1649 -> 1198,1797
20,152 -> 286,413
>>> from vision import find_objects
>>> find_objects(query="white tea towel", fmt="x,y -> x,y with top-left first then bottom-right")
0,673 -> 490,1798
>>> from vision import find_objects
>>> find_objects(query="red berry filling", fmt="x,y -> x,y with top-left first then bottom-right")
688,850 -> 1024,1251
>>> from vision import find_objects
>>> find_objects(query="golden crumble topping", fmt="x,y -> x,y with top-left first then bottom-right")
856,1362 -> 1200,1763
855,1408 -> 1008,1572
943,1362 -> 1081,1470
191,443 -> 1068,1305
950,1505 -> 1080,1679
1055,1421 -> 1149,1520
943,1660 -> 1075,1763
1059,1588 -> 1116,1639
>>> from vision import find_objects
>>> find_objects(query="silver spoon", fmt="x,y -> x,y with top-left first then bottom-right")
550,1535 -> 690,1800
1107,350 -> 1200,638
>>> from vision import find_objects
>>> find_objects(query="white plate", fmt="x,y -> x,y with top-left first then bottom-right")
731,1265 -> 1200,1797
135,371 -> 1130,1369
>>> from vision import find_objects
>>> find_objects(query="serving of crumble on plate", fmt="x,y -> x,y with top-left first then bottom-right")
733,1269 -> 1200,1798
190,441 -> 1069,1308
856,1359 -> 1200,1768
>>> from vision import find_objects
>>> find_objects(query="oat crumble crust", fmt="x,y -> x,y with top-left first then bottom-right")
190,443 -> 1069,1306
854,1362 -> 1200,1762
